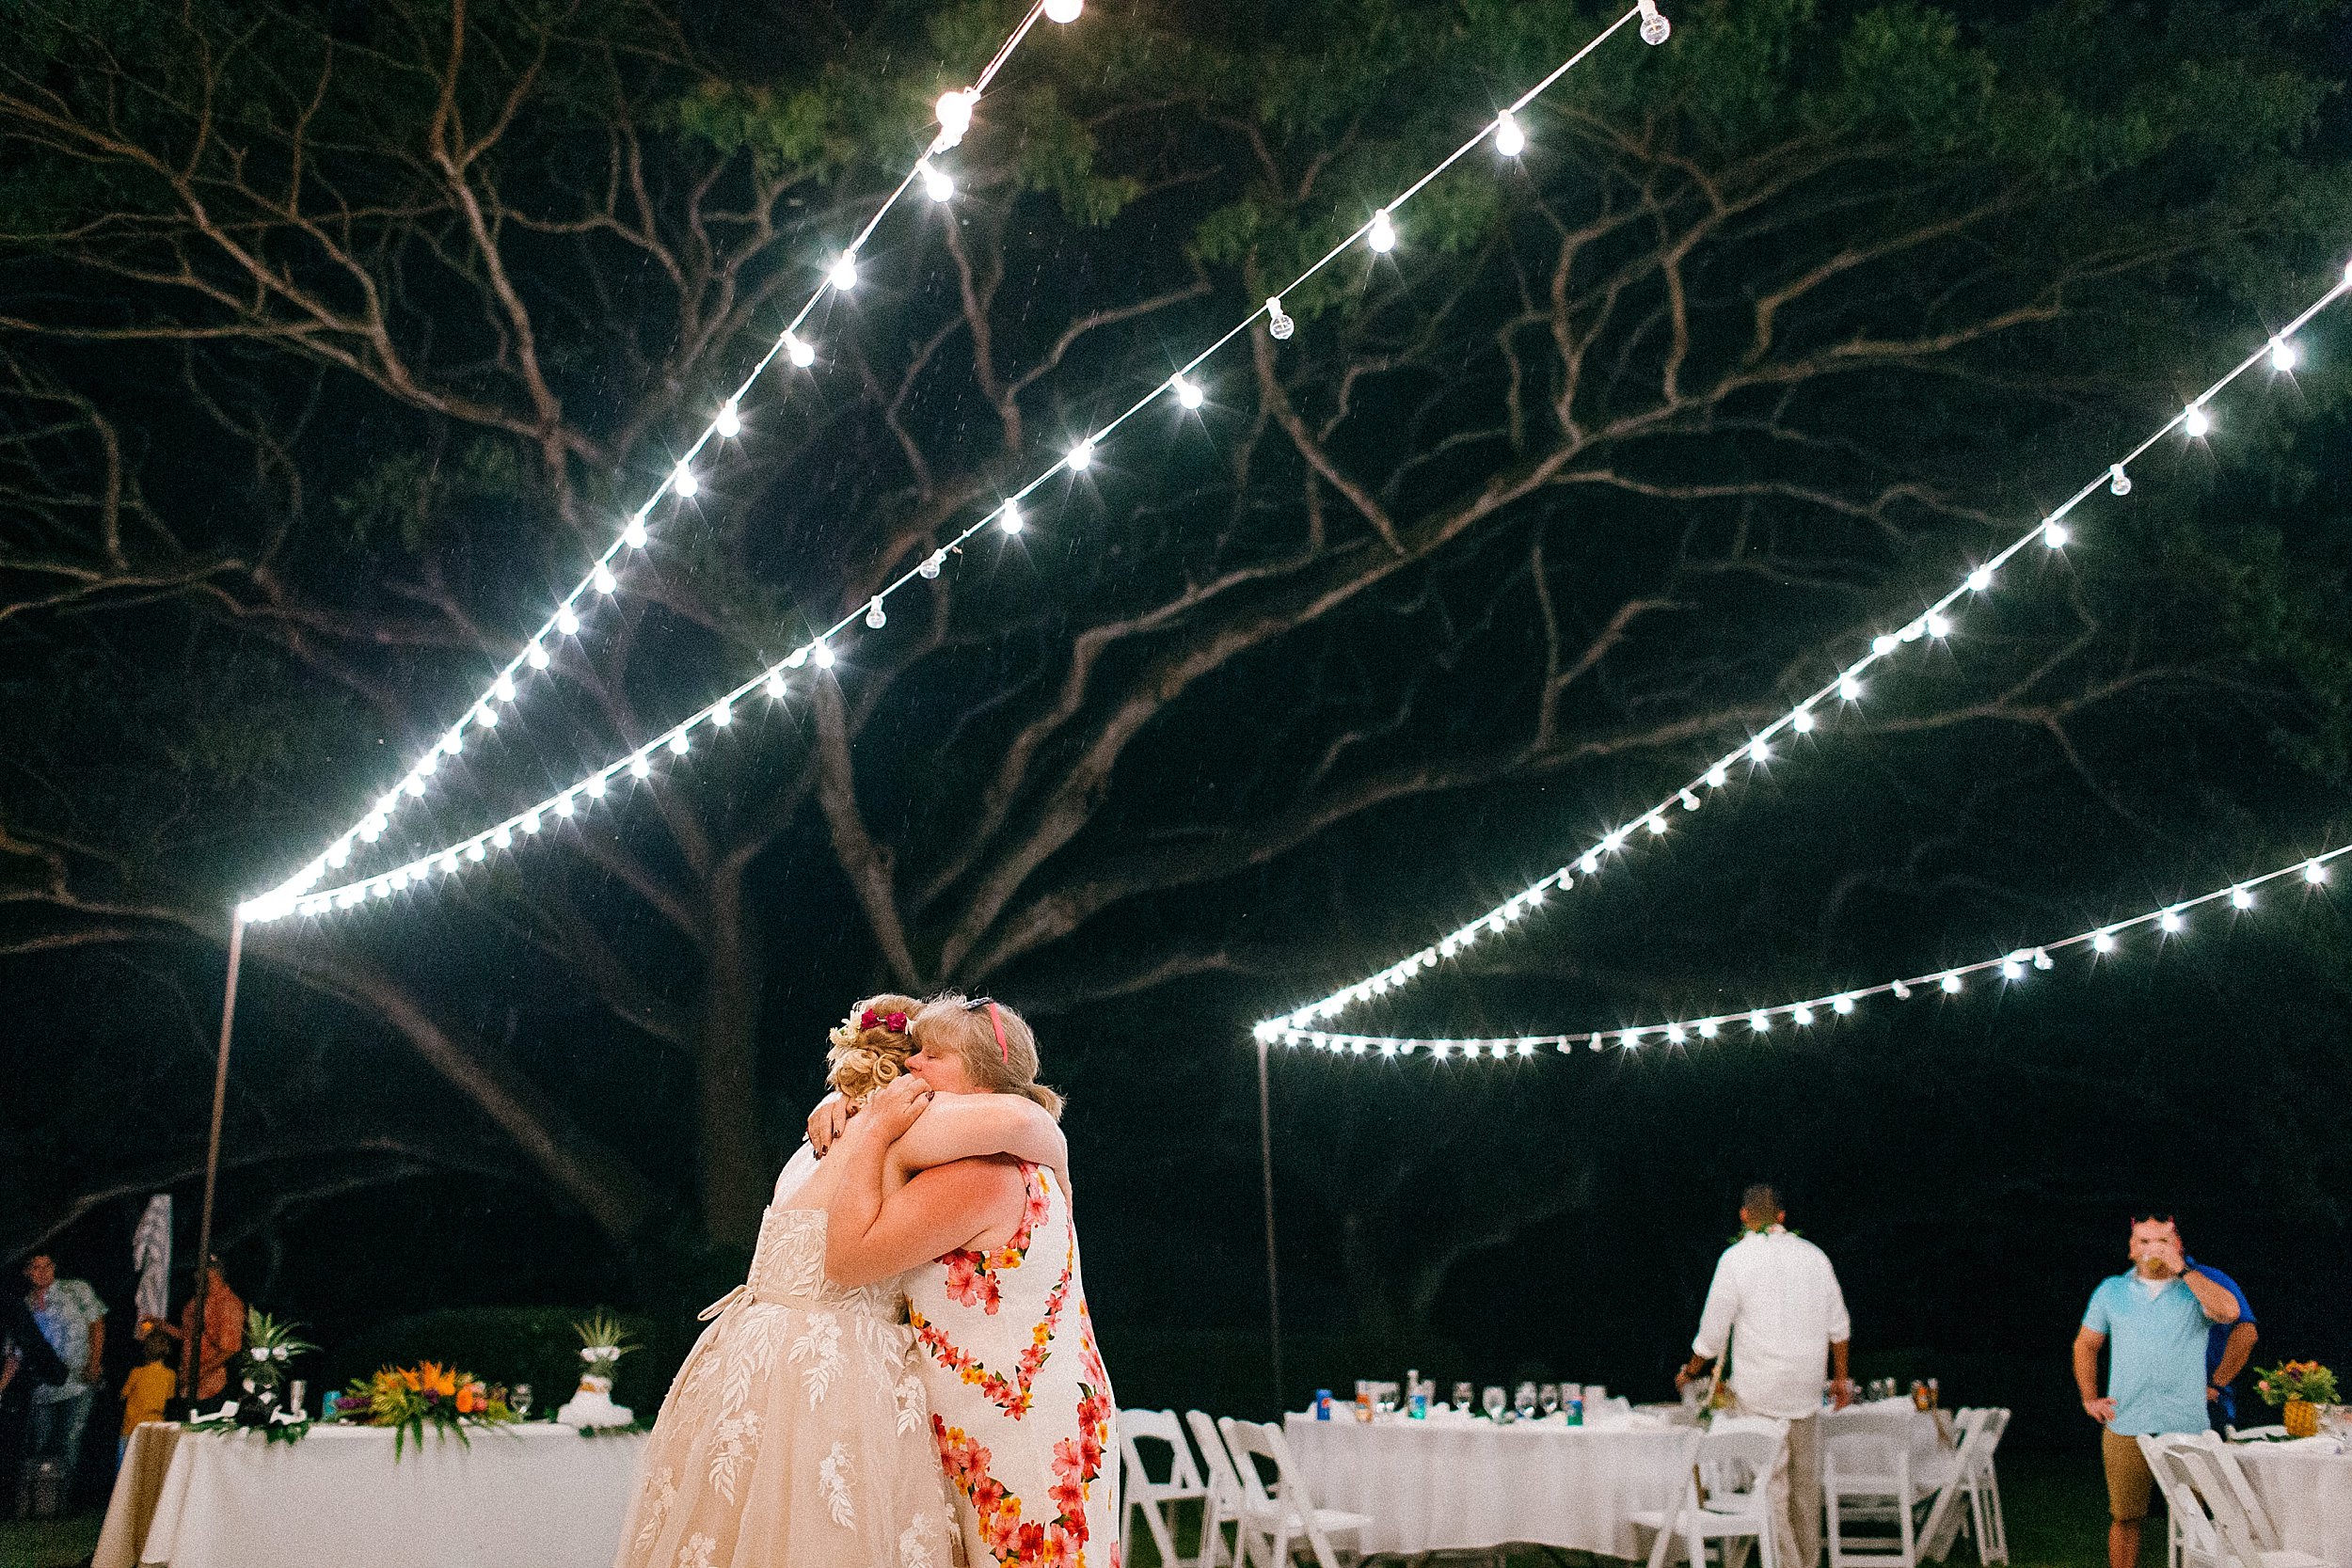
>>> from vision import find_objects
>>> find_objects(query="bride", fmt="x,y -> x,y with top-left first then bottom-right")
614,996 -> 1066,1568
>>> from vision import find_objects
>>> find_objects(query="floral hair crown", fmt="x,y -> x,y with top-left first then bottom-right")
857,1006 -> 910,1036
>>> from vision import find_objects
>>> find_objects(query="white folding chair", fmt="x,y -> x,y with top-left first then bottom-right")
1185,1410 -> 1248,1568
2146,1436 -> 2228,1568
1217,1416 -> 1371,1568
2155,1442 -> 2327,1568
1826,1410 -> 1923,1568
1629,1419 -> 1783,1568
1959,1409 -> 2010,1565
1125,1408 -> 1212,1567
2178,1433 -> 2282,1554
1915,1409 -> 1986,1563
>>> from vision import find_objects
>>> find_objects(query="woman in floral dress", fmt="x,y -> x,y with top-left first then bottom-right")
615,996 -> 1068,1568
826,996 -> 1118,1568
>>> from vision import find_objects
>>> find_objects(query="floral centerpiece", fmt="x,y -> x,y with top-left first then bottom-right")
555,1311 -> 638,1429
2256,1360 -> 2339,1437
334,1362 -> 519,1454
233,1310 -> 317,1429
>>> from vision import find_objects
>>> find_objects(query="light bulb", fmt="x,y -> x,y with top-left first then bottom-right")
556,794 -> 575,817
1645,814 -> 1667,836
674,461 -> 698,499
623,518 -> 647,549
475,704 -> 498,728
710,700 -> 731,727
2001,958 -> 2024,981
1834,995 -> 1855,1015
919,550 -> 946,578
2033,948 -> 2053,970
445,729 -> 463,755
390,870 -> 409,890
923,162 -> 955,203
2183,403 -> 2210,439
1941,973 -> 1963,993
1639,0 -> 1671,45
1872,634 -> 1897,656
785,647 -> 808,669
1493,111 -> 1524,157
2044,520 -> 2070,548
1967,566 -> 1993,593
1793,1006 -> 1814,1026
1266,295 -> 1294,341
830,253 -> 858,293
785,332 -> 816,368
2160,909 -> 2184,933
766,671 -> 787,701
1067,438 -> 1094,471
1621,1031 -> 1642,1050
1927,612 -> 1951,638
468,842 -> 485,862
493,827 -> 512,849
1172,374 -> 1204,409
1748,737 -> 1770,764
2108,464 -> 2130,497
1840,675 -> 1864,703
669,730 -> 690,755
527,641 -> 549,670
1792,708 -> 1815,734
935,89 -> 975,147
866,596 -> 887,629
1001,501 -> 1025,535
327,841 -> 350,867
2231,886 -> 2253,910
1602,829 -> 1626,852
1699,1020 -> 1720,1039
2272,337 -> 2297,373
1706,764 -> 1728,788
416,751 -> 438,777
2306,860 -> 2330,884
1666,1023 -> 1686,1044
1367,210 -> 1397,253
588,772 -> 608,796
813,641 -> 835,669
405,775 -> 425,798
493,673 -> 516,702
522,811 -> 541,834
557,605 -> 580,635
628,754 -> 649,779
592,563 -> 616,594
1750,1011 -> 1771,1033
1044,0 -> 1082,22
715,399 -> 741,438
359,820 -> 380,843
2093,930 -> 2116,953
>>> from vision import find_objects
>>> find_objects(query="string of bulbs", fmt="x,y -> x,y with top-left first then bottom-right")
1251,261 -> 2352,1038
238,0 -> 1089,921
1256,840 -> 2352,1058
246,1 -> 1674,923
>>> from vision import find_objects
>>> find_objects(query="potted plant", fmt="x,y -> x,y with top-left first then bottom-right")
555,1311 -> 640,1429
234,1311 -> 317,1429
2255,1359 -> 2339,1438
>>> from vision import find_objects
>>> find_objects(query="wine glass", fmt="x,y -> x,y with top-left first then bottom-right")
1483,1386 -> 1507,1422
1514,1382 -> 1539,1420
1539,1384 -> 1561,1418
1451,1382 -> 1474,1414
512,1383 -> 533,1420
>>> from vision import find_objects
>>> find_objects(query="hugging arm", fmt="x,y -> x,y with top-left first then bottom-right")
893,1095 -> 1069,1195
824,1105 -> 1021,1288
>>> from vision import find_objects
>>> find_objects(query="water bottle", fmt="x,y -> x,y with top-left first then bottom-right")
1408,1387 -> 1428,1420
1315,1388 -> 1333,1420
1565,1396 -> 1583,1427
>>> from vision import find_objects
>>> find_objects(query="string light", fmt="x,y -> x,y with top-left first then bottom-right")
1044,0 -> 1082,22
923,161 -> 956,203
1256,843 -> 2352,1058
1367,210 -> 1398,253
830,253 -> 860,293
715,399 -> 741,438
1172,373 -> 1205,409
1248,262 -> 2352,1036
1493,111 -> 1525,158
2271,337 -> 2298,373
245,7 -> 1691,923
2184,402 -> 2211,439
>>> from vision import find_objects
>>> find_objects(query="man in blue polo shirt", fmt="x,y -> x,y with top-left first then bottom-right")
2074,1215 -> 2243,1568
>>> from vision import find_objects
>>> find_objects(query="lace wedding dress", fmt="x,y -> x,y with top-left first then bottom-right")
614,1150 -> 961,1568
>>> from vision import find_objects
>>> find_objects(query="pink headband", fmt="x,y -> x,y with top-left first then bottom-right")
987,1001 -> 1009,1066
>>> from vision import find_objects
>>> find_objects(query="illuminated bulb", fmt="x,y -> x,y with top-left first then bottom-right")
468,842 -> 485,863
1602,830 -> 1626,852
556,794 -> 575,817
866,596 -> 887,629
359,820 -> 381,843
1044,0 -> 1082,22
592,563 -> 616,594
557,605 -> 580,634
522,812 -> 541,834
674,461 -> 698,499
1622,1031 -> 1642,1050
623,519 -> 647,549
923,162 -> 955,203
766,671 -> 787,700
405,775 -> 425,798
935,89 -> 976,148
1748,737 -> 1770,764
390,870 -> 409,890
417,751 -> 438,777
328,841 -> 351,867
1579,851 -> 1599,875
493,827 -> 512,849
628,755 -> 650,780
2306,860 -> 2330,884
1927,612 -> 1951,638
1699,1020 -> 1720,1039
1067,438 -> 1094,472
669,730 -> 690,755
710,701 -> 731,728
1792,708 -> 1815,734
1941,972 -> 1963,993
1645,814 -> 1667,836
527,641 -> 549,670
1840,676 -> 1864,703
1666,1023 -> 1686,1044
1706,764 -> 1728,788
1793,1006 -> 1814,1026
2160,909 -> 2183,933
2093,930 -> 2116,953
2001,958 -> 2024,981
830,253 -> 858,293
1967,567 -> 1993,593
587,774 -> 607,797
813,641 -> 835,669
1493,111 -> 1524,157
1172,374 -> 1204,409
1000,500 -> 1025,536
715,400 -> 741,438
2183,403 -> 2210,439
919,549 -> 946,578
2109,464 -> 2131,497
1367,210 -> 1397,253
1872,635 -> 1897,656
446,729 -> 463,755
2272,337 -> 2297,373
785,332 -> 816,368
1834,995 -> 1855,1015
493,673 -> 516,702
2231,885 -> 2253,910
475,704 -> 498,728
1750,1011 -> 1771,1033
1265,295 -> 1295,341
2044,520 -> 2070,548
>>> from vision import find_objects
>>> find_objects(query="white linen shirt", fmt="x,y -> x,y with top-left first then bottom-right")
1691,1226 -> 1852,1419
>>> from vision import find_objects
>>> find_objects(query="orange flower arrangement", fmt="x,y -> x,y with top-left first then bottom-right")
335,1360 -> 517,1455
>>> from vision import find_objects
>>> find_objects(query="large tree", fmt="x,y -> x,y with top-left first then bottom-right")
4,0 -> 2347,1304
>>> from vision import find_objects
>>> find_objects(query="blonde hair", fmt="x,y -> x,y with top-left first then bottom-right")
826,993 -> 923,1102
910,993 -> 1063,1120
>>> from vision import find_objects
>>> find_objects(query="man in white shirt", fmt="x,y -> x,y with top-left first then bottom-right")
1677,1184 -> 1856,1568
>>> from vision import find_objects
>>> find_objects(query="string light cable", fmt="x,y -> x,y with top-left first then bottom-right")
1256,840 -> 2352,1058
1250,258 -> 2352,1037
246,2 -> 1675,922
238,0 -> 1087,919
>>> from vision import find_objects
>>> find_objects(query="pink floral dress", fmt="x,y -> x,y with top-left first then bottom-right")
906,1161 -> 1119,1567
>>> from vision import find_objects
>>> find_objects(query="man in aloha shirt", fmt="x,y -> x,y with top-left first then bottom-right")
22,1256 -> 105,1492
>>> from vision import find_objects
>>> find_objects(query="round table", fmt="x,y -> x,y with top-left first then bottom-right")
1284,1411 -> 1696,1557
2233,1439 -> 2352,1563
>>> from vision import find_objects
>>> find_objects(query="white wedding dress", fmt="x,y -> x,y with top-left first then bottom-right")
613,1148 -> 961,1568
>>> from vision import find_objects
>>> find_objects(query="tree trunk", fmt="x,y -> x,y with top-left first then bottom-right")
694,861 -> 770,1247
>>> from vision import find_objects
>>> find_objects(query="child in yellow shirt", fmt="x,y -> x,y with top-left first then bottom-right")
119,1330 -> 177,1457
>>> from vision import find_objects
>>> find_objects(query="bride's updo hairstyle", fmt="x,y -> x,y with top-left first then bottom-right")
826,993 -> 923,1102
910,993 -> 1063,1120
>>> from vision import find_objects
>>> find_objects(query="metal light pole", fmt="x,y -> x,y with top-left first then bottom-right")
1256,1035 -> 1284,1407
181,911 -> 244,1402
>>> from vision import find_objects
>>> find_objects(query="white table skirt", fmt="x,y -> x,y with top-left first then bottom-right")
1284,1413 -> 1695,1556
94,1421 -> 648,1568
2234,1440 -> 2352,1564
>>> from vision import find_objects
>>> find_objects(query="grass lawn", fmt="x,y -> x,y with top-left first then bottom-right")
0,1515 -> 99,1568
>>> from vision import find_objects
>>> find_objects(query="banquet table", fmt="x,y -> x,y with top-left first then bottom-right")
93,1420 -> 649,1568
2233,1438 -> 2352,1565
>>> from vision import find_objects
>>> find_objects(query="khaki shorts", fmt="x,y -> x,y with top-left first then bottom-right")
2103,1429 -> 2153,1522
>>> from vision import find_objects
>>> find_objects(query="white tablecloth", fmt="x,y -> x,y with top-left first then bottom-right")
94,1421 -> 648,1568
2234,1440 -> 2352,1564
1285,1412 -> 1694,1556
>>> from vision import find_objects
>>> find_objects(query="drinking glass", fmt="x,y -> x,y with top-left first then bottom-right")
513,1383 -> 533,1420
1452,1382 -> 1475,1413
1514,1382 -> 1538,1419
1483,1386 -> 1507,1422
1539,1384 -> 1561,1417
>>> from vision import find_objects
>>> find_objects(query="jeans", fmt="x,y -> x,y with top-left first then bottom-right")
26,1388 -> 92,1486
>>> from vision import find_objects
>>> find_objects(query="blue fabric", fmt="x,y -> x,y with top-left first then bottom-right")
2083,1272 -> 2213,1435
2188,1260 -> 2255,1424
